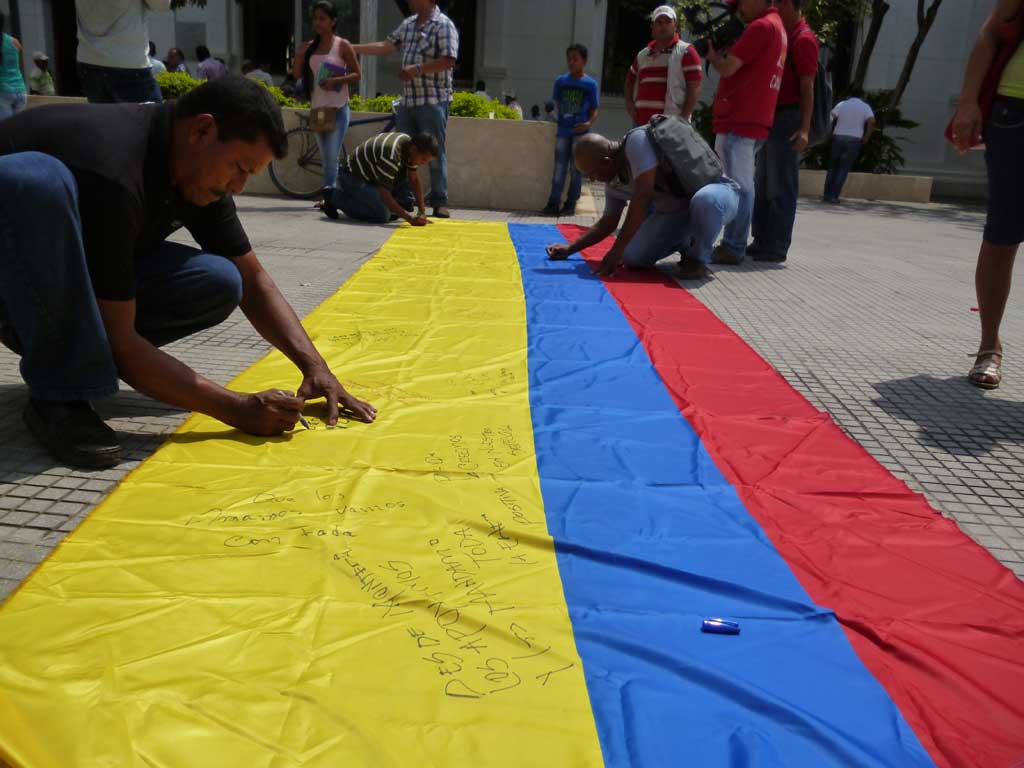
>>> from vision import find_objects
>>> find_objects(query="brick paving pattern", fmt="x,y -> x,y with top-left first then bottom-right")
1,193 -> 1020,600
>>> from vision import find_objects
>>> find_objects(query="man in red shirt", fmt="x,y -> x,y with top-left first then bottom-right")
707,0 -> 788,264
624,5 -> 703,125
751,0 -> 819,263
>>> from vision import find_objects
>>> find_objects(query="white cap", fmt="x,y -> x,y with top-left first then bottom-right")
650,5 -> 677,22
32,51 -> 48,61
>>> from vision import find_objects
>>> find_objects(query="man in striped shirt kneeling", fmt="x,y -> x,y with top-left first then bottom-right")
324,132 -> 437,225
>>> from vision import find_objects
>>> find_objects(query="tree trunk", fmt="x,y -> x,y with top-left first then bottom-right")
851,0 -> 889,92
889,0 -> 944,107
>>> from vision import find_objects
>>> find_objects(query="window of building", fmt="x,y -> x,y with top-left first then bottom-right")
601,0 -> 655,96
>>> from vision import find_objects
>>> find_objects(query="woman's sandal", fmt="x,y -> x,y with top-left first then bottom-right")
968,348 -> 1003,390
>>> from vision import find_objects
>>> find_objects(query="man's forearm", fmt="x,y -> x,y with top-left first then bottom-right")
410,173 -> 427,214
567,216 -> 619,254
378,186 -> 414,222
240,267 -> 327,374
113,334 -> 242,424
799,79 -> 814,135
420,57 -> 456,74
611,193 -> 652,256
682,82 -> 701,120
352,41 -> 396,56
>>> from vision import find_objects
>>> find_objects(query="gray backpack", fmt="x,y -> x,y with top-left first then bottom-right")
644,114 -> 723,197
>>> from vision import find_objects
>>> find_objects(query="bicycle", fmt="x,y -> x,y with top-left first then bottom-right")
269,101 -> 400,200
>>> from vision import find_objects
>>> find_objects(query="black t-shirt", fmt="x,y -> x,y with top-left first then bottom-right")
0,102 -> 251,300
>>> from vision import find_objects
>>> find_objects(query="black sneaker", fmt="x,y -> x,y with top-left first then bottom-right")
540,202 -> 559,216
711,243 -> 744,265
23,399 -> 121,469
677,257 -> 709,280
322,197 -> 339,220
558,201 -> 577,216
752,251 -> 787,263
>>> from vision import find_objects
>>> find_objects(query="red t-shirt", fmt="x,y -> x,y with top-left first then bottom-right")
712,7 -> 788,139
778,17 -> 819,107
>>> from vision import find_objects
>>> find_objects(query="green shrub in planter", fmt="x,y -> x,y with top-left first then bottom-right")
156,71 -> 309,109
349,94 -> 401,113
450,91 -> 521,120
155,71 -> 202,100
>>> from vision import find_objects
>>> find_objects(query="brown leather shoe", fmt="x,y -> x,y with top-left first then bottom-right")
432,206 -> 451,219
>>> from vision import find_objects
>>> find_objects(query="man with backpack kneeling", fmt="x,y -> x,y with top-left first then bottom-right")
546,116 -> 740,280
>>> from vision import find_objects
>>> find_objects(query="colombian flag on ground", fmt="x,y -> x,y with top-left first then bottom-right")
0,221 -> 1022,767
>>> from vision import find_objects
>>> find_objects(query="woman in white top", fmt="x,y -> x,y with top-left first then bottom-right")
293,1 -> 360,203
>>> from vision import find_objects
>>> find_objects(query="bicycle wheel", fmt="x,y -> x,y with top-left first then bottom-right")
269,127 -> 324,199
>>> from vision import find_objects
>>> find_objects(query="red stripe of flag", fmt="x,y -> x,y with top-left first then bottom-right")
558,224 -> 1024,768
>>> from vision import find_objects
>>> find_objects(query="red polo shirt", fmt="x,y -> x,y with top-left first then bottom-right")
712,7 -> 788,139
778,17 -> 819,107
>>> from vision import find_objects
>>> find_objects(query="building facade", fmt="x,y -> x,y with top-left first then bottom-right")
2,0 -> 991,197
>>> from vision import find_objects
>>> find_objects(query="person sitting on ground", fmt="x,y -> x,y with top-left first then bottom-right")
530,104 -> 541,120
546,129 -> 741,281
29,51 -> 56,96
543,100 -> 557,122
0,75 -> 376,469
474,79 -> 488,99
196,45 -> 227,81
166,47 -> 188,75
323,132 -> 437,226
242,60 -> 273,87
541,43 -> 599,217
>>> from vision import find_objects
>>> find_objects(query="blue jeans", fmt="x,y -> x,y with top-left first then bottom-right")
752,107 -> 801,257
0,92 -> 27,120
824,136 -> 862,201
622,180 -> 741,268
715,132 -> 762,256
548,134 -> 583,206
314,103 -> 350,189
78,63 -> 163,104
395,102 -> 448,207
0,152 -> 242,401
330,169 -> 390,223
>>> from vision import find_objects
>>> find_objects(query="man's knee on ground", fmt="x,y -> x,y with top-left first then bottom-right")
622,243 -> 657,269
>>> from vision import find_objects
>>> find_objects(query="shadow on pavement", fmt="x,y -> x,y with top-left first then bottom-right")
872,373 -> 1024,456
805,198 -> 986,233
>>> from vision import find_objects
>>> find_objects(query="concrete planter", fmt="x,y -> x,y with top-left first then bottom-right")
799,169 -> 933,204
24,98 -> 933,207
245,108 -> 556,211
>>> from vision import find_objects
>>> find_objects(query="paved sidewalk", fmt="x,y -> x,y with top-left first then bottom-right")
1,194 -> 1021,599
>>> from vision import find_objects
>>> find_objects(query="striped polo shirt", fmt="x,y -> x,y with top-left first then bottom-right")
629,36 -> 703,125
342,132 -> 417,190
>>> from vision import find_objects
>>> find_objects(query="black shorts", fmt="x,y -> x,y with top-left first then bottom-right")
984,96 -> 1024,246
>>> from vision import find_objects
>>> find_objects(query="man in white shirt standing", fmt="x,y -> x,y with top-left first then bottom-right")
823,90 -> 876,203
76,0 -> 170,104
